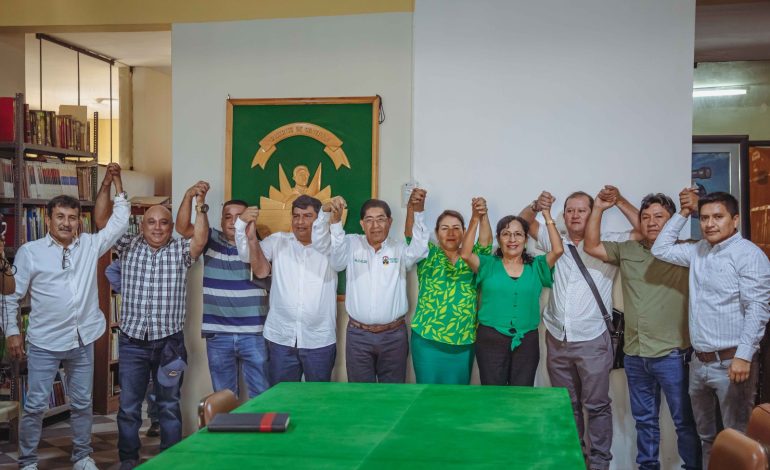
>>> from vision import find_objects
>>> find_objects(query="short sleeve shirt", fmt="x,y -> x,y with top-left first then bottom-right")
604,240 -> 690,357
476,254 -> 553,349
411,242 -> 492,345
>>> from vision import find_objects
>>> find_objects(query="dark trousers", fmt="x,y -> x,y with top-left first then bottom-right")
345,322 -> 408,383
476,325 -> 539,386
117,331 -> 185,463
547,330 -> 614,470
267,340 -> 337,384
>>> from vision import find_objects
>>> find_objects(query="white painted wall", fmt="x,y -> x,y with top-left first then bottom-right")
172,12 -> 413,435
0,33 -> 25,97
694,104 -> 770,140
133,67 -> 172,196
413,1 -> 695,469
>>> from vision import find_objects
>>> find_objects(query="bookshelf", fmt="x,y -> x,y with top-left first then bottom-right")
94,255 -> 120,414
0,92 -> 108,420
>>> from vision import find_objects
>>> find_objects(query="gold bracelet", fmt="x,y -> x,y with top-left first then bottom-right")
545,220 -> 556,226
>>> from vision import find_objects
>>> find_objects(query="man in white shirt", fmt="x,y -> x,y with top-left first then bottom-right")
518,187 -> 639,470
652,190 -> 770,468
312,191 -> 429,383
235,195 -> 340,383
3,163 -> 129,470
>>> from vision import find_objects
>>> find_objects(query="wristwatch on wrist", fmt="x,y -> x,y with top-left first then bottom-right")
530,199 -> 541,213
116,191 -> 128,200
196,203 -> 209,214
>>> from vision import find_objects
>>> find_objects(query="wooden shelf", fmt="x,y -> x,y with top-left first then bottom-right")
0,142 -> 96,159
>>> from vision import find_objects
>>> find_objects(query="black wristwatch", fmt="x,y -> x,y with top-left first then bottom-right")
196,203 -> 209,214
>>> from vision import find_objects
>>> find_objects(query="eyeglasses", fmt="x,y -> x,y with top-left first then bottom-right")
62,248 -> 71,270
362,216 -> 389,226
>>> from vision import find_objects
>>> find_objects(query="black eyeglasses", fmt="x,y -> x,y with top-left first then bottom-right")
62,248 -> 71,270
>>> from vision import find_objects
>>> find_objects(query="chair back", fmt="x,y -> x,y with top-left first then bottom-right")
197,389 -> 239,429
709,428 -> 768,470
748,404 -> 770,447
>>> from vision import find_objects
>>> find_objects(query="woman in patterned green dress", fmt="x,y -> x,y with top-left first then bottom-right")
406,197 -> 492,384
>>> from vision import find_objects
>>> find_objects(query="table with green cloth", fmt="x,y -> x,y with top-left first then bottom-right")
139,382 -> 584,469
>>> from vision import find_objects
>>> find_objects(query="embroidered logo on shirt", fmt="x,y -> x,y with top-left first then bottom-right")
382,256 -> 399,265
354,258 -> 368,264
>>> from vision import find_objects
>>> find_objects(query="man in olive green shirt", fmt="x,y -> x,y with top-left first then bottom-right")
585,192 -> 700,470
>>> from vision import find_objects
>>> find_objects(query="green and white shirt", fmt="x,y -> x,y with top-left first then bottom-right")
411,241 -> 492,345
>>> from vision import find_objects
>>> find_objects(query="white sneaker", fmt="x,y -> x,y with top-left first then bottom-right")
21,465 -> 38,470
73,456 -> 99,470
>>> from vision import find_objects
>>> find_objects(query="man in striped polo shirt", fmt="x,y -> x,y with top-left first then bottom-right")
177,193 -> 270,398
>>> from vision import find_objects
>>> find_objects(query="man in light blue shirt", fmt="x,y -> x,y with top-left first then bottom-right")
3,163 -> 129,470
652,190 -> 770,468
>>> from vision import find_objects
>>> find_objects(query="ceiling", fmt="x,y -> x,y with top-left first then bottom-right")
24,1 -> 770,115
695,0 -> 770,62
24,31 -> 170,115
52,31 -> 171,70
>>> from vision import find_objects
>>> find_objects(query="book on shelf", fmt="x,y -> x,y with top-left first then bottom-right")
0,158 -> 14,197
0,97 -> 23,142
0,97 -> 91,152
111,294 -> 122,324
110,327 -> 119,362
109,370 -> 121,396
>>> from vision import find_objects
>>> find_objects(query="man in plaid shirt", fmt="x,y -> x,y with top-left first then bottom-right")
115,181 -> 210,470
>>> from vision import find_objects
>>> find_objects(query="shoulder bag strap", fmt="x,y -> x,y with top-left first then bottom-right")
567,244 -> 615,335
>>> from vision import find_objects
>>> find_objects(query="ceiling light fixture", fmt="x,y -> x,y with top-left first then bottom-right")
692,87 -> 747,98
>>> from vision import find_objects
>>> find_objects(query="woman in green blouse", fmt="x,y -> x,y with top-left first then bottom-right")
406,197 -> 492,384
461,201 -> 563,386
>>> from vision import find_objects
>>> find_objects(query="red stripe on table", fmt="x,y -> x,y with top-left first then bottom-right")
260,413 -> 276,432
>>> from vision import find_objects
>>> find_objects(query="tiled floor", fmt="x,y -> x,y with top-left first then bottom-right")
0,411 -> 160,470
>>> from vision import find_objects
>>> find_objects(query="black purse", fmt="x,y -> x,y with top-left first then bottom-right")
567,245 -> 625,369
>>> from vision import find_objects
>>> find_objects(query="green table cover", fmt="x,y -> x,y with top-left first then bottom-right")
139,382 -> 584,469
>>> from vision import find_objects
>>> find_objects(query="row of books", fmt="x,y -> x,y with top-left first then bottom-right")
0,159 -> 96,201
22,160 -> 95,201
1,207 -> 92,247
8,368 -> 69,408
110,328 -> 120,362
0,98 -> 91,152
110,294 -> 122,324
0,159 -> 13,197
128,214 -> 144,236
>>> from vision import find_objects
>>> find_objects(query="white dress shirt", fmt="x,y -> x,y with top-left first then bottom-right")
652,213 -> 770,361
538,223 -> 630,342
2,196 -> 130,351
234,218 -> 338,349
312,211 -> 429,325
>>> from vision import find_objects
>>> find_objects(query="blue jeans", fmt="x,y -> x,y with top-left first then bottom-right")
19,343 -> 94,467
267,340 -> 336,384
146,380 -> 158,423
117,332 -> 185,463
205,333 -> 269,398
689,355 -> 758,469
625,351 -> 701,470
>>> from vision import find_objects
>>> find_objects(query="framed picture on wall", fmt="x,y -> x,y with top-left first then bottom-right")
225,96 -> 381,237
691,135 -> 749,239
